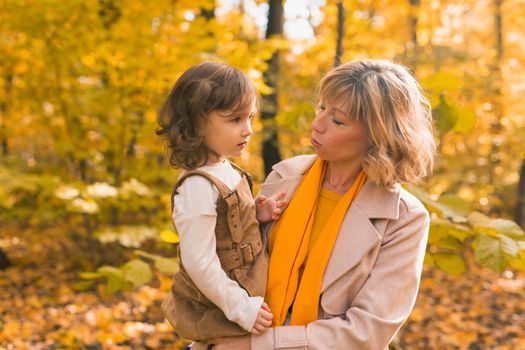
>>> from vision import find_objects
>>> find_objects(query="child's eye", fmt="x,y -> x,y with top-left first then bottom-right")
231,117 -> 241,123
317,104 -> 326,111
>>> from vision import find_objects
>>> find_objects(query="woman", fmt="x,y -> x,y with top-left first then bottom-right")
212,59 -> 435,350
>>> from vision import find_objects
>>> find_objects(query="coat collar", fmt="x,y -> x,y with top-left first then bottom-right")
264,154 -> 403,292
270,154 -> 400,220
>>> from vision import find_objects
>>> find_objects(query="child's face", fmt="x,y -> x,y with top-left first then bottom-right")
200,100 -> 257,164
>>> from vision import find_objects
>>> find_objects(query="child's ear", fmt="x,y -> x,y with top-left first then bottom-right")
195,116 -> 209,135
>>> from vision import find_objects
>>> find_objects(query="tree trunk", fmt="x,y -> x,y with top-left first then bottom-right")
201,0 -> 216,42
0,248 -> 11,269
334,1 -> 345,67
98,0 -> 122,29
488,0 -> 504,185
515,159 -> 525,228
408,0 -> 421,69
261,0 -> 283,176
201,5 -> 215,20
0,72 -> 12,157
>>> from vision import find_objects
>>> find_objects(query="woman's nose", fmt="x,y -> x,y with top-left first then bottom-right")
312,112 -> 326,134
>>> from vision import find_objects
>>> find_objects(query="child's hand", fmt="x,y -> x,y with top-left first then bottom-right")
255,192 -> 287,223
251,302 -> 273,335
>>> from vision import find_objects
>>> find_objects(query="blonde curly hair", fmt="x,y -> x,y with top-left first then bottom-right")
319,59 -> 436,186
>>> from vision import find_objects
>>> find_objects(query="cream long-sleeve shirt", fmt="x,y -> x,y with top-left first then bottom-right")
172,160 -> 264,332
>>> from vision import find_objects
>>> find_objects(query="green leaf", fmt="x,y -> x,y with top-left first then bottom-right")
428,219 -> 450,244
429,93 -> 441,108
135,250 -> 179,274
120,281 -> 135,292
437,194 -> 470,216
122,259 -> 152,288
429,216 -> 473,244
97,265 -> 124,277
106,275 -> 124,294
72,280 -> 95,291
424,253 -> 435,267
510,249 -> 525,271
468,212 -> 523,238
468,212 -> 499,237
509,257 -> 525,271
434,95 -> 458,134
500,234 -> 519,257
421,72 -> 462,92
474,234 -> 519,274
78,272 -> 102,280
435,236 -> 463,250
491,219 -> 524,238
452,106 -> 476,134
154,257 -> 179,274
433,252 -> 466,275
97,266 -> 125,294
406,185 -> 467,223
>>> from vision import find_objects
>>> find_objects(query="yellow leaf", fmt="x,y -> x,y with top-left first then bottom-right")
58,332 -> 79,347
408,308 -> 424,322
160,230 -> 179,244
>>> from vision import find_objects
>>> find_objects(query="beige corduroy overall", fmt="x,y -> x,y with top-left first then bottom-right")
161,165 -> 268,341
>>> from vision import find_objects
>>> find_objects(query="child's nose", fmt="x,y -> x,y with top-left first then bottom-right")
242,121 -> 252,137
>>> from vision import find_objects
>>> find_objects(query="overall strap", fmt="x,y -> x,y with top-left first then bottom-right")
228,161 -> 254,194
170,170 -> 233,214
170,168 -> 263,271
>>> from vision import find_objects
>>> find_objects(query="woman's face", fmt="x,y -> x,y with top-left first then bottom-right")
311,97 -> 369,164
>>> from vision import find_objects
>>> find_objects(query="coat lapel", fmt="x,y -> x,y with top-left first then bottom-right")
321,180 -> 401,291
259,155 -> 402,292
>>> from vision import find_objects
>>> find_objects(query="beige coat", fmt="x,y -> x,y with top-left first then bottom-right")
251,155 -> 430,350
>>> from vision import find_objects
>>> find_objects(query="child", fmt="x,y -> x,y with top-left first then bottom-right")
156,61 -> 285,346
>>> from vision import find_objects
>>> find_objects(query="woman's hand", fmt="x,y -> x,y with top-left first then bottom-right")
255,191 -> 287,223
210,335 -> 251,350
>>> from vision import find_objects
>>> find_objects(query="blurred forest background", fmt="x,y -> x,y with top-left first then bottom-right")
1,0 -> 525,349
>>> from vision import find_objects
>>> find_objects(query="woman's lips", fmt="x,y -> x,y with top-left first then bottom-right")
237,141 -> 247,149
311,138 -> 322,147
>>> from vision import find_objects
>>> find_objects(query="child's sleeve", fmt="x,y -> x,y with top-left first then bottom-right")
172,176 -> 264,332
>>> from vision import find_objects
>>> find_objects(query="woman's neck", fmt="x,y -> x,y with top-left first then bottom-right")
322,160 -> 363,194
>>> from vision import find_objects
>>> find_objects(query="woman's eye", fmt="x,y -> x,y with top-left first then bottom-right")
332,117 -> 344,126
318,104 -> 326,111
231,117 -> 241,123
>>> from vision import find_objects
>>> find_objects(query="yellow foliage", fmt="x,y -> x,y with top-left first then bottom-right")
160,229 -> 180,244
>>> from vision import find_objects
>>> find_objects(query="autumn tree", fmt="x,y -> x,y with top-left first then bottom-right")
261,0 -> 284,175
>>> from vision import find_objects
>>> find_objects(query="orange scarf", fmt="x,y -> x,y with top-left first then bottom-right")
266,158 -> 367,326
